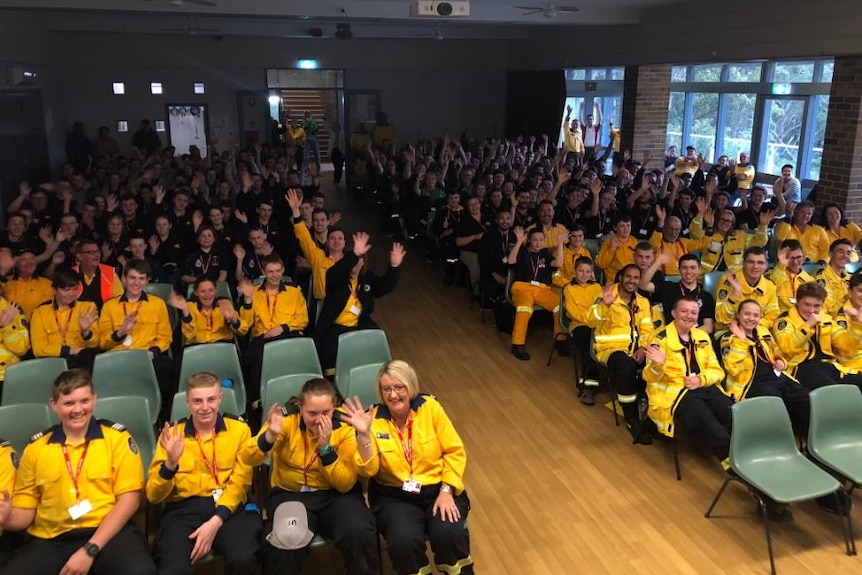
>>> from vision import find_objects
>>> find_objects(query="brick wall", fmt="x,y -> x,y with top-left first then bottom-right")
621,64 -> 671,170
818,55 -> 862,221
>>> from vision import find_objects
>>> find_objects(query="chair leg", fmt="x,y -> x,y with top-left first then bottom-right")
848,485 -> 858,555
673,435 -> 682,481
833,489 -> 856,556
606,369 -> 619,426
546,339 -> 556,367
752,492 -> 778,575
704,476 -> 733,518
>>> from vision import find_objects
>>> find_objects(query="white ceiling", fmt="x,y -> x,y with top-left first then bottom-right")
0,0 -> 686,39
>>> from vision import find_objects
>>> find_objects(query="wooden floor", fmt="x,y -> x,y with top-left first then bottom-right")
333,189 -> 857,574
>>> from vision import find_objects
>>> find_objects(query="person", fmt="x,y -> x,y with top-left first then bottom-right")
0,369 -> 156,575
642,297 -> 733,471
713,247 -> 778,336
146,371 -> 260,575
721,300 -> 810,434
580,101 -> 602,160
563,257 -> 603,404
766,241 -> 817,313
0,292 -> 30,387
595,215 -> 638,282
640,252 -> 715,334
528,200 -> 569,253
773,281 -> 862,391
820,202 -> 862,263
179,226 -> 229,288
73,239 -> 124,310
552,226 -> 592,287
240,378 -> 379,575
774,201 -> 831,264
562,105 -> 584,164
689,197 -> 770,275
238,254 -> 308,405
774,163 -> 802,205
813,238 -> 852,316
2,248 -> 53,322
287,188 -> 344,301
314,232 -> 403,377
341,360 -> 473,575
235,227 -> 280,283
832,271 -> 862,371
30,268 -> 101,371
301,111 -> 321,171
586,264 -> 657,443
507,226 -> 564,361
436,191 -> 465,286
169,276 -> 249,346
0,437 -> 19,568
728,151 -> 755,196
648,206 -> 711,275
98,259 -> 174,409
455,197 -> 486,296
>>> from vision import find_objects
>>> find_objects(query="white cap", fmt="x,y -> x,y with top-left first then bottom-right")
267,501 -> 315,550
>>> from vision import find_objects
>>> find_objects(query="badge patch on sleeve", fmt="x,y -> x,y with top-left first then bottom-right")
777,320 -> 787,331
128,437 -> 139,455
718,290 -> 727,300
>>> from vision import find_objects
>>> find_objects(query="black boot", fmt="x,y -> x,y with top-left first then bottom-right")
625,417 -> 653,445
511,344 -> 531,361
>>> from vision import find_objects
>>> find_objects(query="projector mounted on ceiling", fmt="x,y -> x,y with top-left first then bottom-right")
411,1 -> 470,18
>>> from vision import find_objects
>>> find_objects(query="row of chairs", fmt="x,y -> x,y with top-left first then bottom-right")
707,386 -> 862,573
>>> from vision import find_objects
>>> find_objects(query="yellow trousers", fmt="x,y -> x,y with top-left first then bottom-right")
510,281 -> 562,345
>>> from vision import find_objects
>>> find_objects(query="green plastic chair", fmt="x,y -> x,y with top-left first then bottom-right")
344,363 -> 385,409
169,388 -> 242,423
802,263 -> 821,276
262,373 -> 320,412
846,261 -> 862,274
809,384 -> 862,555
0,403 -> 54,454
92,350 -> 161,425
260,338 -> 322,402
705,397 -> 850,574
95,395 -> 157,476
178,343 -> 246,412
335,330 -> 391,390
583,238 -> 599,259
546,288 -> 571,367
702,271 -> 724,297
3,357 -> 68,406
144,283 -> 179,332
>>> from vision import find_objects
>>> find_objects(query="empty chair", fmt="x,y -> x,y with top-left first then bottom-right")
3,357 -> 68,406
344,362 -> 386,409
705,397 -> 850,574
259,338 -> 322,402
178,342 -> 247,412
145,283 -> 180,331
169,388 -> 242,423
0,403 -> 54,454
334,329 -> 391,390
95,395 -> 157,474
262,373 -> 321,412
702,271 -> 724,297
92,350 -> 161,424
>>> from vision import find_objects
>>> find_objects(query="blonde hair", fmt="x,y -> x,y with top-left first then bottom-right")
376,360 -> 420,402
185,371 -> 220,392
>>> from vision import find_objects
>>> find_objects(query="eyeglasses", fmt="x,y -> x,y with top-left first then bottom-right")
80,250 -> 100,255
718,218 -> 734,224
381,384 -> 408,395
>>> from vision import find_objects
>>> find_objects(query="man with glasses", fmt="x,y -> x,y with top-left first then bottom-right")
689,197 -> 770,275
73,240 -> 123,311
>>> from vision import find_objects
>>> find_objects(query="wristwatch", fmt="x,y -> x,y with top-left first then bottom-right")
83,542 -> 101,557
440,484 -> 452,494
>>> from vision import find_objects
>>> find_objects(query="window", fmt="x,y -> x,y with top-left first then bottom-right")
117,121 -> 128,133
112,82 -> 125,95
671,66 -> 688,82
667,92 -> 685,151
609,67 -> 625,80
150,82 -> 163,95
589,68 -> 607,80
773,61 -> 815,83
808,95 -> 829,180
154,120 -> 166,132
693,65 -> 722,82
820,62 -> 834,83
722,93 -> 756,161
690,93 -> 719,160
568,69 -> 586,81
761,98 -> 804,175
193,82 -> 205,94
727,63 -> 762,82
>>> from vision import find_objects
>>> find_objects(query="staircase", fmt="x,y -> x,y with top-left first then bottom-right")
280,90 -> 330,161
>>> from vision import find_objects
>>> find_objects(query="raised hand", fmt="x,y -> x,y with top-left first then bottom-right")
285,188 -> 302,212
702,208 -> 714,228
0,305 -> 18,329
728,319 -> 747,340
654,204 -> 666,224
724,271 -> 742,299
153,184 -> 166,203
149,234 -> 161,254
234,210 -> 248,224
233,244 -> 246,261
237,279 -> 254,302
513,226 -> 526,244
340,396 -> 373,435
329,211 -> 343,227
390,242 -> 406,267
758,208 -> 775,228
167,292 -> 189,314
656,250 -> 673,266
352,232 -> 372,256
159,421 -> 185,469
777,247 -> 790,268
78,307 -> 98,333
643,344 -> 666,365
601,282 -> 616,306
218,299 -> 237,322
264,404 -> 284,442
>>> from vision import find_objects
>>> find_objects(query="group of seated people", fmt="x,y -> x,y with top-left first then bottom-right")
0,361 -> 473,575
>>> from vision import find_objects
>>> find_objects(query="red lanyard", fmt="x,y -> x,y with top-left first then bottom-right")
201,308 -> 214,331
302,439 -> 320,487
266,293 -> 279,326
790,273 -> 797,298
529,252 -> 541,281
501,232 -> 510,255
680,338 -> 695,375
194,428 -> 219,487
199,252 -> 213,276
752,336 -> 773,366
679,283 -> 700,300
54,307 -> 74,345
395,417 -> 414,477
61,441 -> 90,501
122,300 -> 144,317
254,253 -> 263,275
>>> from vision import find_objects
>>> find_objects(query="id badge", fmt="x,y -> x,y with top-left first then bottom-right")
789,297 -> 797,304
709,241 -> 722,253
502,257 -> 508,264
349,305 -> 362,316
774,369 -> 782,377
123,335 -> 133,347
68,499 -> 93,520
212,488 -> 224,503
402,479 -> 422,494
682,228 -> 690,236
530,280 -> 540,286
300,485 -> 318,493
638,228 -> 648,236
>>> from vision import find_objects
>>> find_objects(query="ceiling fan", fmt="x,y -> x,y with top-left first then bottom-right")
143,0 -> 218,8
515,3 -> 580,18
157,16 -> 222,35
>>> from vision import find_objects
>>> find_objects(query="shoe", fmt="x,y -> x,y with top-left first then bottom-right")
555,339 -> 572,357
578,388 -> 595,406
817,491 -> 852,516
626,418 -> 653,445
511,344 -> 531,361
758,498 -> 794,522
